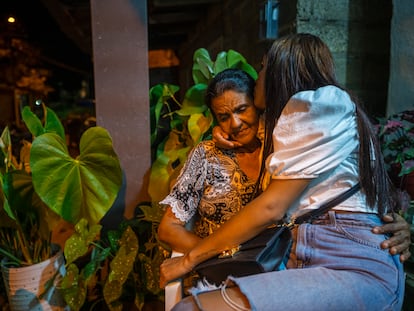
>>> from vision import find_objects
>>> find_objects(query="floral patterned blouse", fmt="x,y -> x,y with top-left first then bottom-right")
159,140 -> 259,238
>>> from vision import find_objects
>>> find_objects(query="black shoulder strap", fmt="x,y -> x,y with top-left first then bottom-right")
293,183 -> 361,225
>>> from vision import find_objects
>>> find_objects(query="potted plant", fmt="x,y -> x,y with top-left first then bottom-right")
0,104 -> 123,310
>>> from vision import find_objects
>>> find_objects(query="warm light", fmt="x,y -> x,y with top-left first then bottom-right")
148,49 -> 180,68
7,16 -> 16,23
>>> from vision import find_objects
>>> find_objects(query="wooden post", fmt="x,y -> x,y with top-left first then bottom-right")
90,0 -> 151,223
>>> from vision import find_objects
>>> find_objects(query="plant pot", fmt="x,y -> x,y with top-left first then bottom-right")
1,249 -> 67,311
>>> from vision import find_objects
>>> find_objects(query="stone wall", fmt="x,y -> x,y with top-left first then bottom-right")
175,0 -> 409,117
296,0 -> 392,116
177,0 -> 269,97
388,0 -> 414,115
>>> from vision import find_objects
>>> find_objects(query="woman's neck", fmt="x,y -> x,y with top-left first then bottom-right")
235,138 -> 261,154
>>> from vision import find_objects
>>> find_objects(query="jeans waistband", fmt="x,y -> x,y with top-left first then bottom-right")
309,210 -> 380,226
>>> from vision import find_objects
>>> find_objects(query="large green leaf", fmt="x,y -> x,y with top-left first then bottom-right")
30,127 -> 122,224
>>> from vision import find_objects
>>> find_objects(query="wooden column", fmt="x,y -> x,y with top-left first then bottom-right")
90,0 -> 151,222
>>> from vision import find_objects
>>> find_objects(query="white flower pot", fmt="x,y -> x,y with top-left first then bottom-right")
1,249 -> 67,311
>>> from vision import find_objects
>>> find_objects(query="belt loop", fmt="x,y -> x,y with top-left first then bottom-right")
328,210 -> 337,226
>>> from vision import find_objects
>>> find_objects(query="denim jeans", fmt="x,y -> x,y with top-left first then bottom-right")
228,211 -> 405,311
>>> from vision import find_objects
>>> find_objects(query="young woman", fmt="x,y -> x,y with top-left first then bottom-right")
160,34 -> 407,310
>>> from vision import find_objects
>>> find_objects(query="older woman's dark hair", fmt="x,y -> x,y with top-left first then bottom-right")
205,69 -> 255,114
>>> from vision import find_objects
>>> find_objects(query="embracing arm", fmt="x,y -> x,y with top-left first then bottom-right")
160,179 -> 310,287
373,213 -> 412,262
158,206 -> 202,254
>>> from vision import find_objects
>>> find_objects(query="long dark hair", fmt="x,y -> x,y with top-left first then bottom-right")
257,33 -> 395,215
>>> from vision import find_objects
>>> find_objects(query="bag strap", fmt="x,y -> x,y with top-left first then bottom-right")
292,183 -> 361,225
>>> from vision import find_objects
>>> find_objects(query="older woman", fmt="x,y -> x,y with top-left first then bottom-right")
158,68 -> 262,254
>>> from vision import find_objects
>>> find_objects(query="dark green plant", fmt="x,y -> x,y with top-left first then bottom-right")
376,110 -> 414,177
58,203 -> 166,311
148,48 -> 257,202
0,104 -> 123,266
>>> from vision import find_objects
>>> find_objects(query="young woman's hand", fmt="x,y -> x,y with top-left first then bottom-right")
372,213 -> 412,262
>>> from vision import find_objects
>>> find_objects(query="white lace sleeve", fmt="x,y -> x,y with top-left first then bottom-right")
159,143 -> 207,222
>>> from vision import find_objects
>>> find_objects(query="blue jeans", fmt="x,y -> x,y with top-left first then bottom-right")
229,211 -> 405,311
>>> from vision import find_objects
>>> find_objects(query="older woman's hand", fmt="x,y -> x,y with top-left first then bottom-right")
160,255 -> 194,288
372,213 -> 412,262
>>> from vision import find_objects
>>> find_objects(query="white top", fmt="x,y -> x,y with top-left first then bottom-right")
266,85 -> 375,219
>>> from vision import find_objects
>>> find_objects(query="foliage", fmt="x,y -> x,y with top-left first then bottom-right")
377,111 -> 414,311
0,104 -> 123,266
0,47 -> 258,310
148,48 -> 257,202
58,203 -> 167,311
376,110 -> 414,177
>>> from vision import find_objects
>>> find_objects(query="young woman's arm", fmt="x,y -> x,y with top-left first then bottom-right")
160,178 -> 310,287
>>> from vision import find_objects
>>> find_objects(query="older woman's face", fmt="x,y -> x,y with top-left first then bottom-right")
211,90 -> 259,147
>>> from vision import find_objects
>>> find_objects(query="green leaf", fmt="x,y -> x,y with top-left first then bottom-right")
44,106 -> 66,140
61,263 -> 87,311
148,146 -> 191,202
63,218 -> 102,264
213,51 -> 228,75
138,203 -> 165,223
226,49 -> 247,67
103,227 -> 138,310
30,127 -> 122,224
188,113 -> 214,144
192,48 -> 214,84
150,84 -> 180,146
238,62 -> 258,80
21,105 -> 65,140
21,106 -> 44,137
176,84 -> 208,116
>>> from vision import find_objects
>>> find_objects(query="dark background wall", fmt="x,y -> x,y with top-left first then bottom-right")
169,0 -> 391,118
